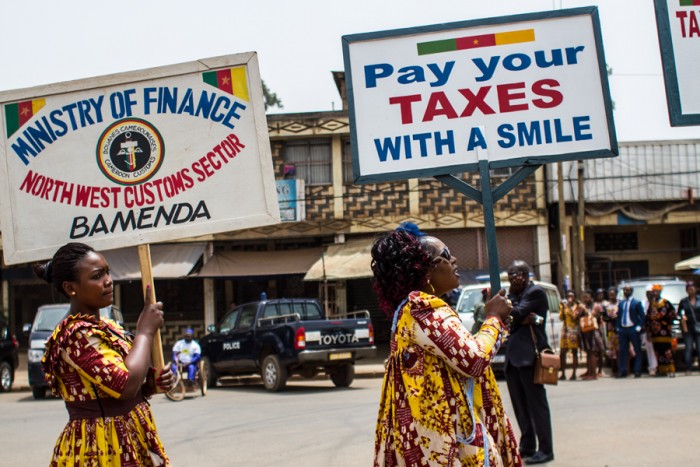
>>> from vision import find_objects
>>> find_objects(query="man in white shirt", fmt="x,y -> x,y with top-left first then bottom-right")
172,328 -> 201,384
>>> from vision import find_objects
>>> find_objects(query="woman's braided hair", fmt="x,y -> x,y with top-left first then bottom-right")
33,242 -> 96,298
371,230 -> 433,317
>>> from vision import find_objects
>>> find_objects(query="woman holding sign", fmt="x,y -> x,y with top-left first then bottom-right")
35,242 -> 173,466
371,225 -> 520,466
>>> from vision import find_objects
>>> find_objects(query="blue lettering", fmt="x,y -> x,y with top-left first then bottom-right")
11,137 -> 37,165
222,101 -> 246,129
143,87 -> 157,115
434,130 -> 454,155
467,127 -> 487,151
517,121 -> 542,146
50,110 -> 68,137
397,66 -> 425,85
364,63 -> 393,88
497,124 -> 516,148
573,116 -> 593,140
177,88 -> 195,115
374,136 -> 402,162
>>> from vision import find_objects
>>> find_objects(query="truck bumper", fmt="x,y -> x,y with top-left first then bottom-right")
28,361 -> 46,388
297,346 -> 377,364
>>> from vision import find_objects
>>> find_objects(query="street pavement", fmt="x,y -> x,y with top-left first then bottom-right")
3,371 -> 700,466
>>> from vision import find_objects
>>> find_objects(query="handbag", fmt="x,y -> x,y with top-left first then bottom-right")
530,325 -> 560,385
579,314 -> 597,333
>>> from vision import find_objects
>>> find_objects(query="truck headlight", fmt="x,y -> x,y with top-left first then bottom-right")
28,349 -> 45,363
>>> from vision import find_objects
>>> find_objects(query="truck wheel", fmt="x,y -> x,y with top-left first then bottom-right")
261,355 -> 287,392
203,357 -> 218,388
330,364 -> 354,388
0,362 -> 12,392
32,386 -> 46,399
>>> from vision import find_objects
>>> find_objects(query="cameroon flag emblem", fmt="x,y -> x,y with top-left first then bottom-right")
5,99 -> 46,137
202,67 -> 249,102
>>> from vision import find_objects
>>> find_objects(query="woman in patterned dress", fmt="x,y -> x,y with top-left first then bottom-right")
646,284 -> 677,377
36,242 -> 173,466
602,288 -> 620,375
558,291 -> 583,381
371,228 -> 520,466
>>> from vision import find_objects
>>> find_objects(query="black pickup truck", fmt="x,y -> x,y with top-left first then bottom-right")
200,298 -> 377,391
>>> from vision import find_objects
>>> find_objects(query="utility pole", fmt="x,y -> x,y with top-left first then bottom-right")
577,160 -> 586,292
557,162 -> 569,292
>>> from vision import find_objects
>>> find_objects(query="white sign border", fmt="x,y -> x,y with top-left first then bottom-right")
342,6 -> 617,184
0,53 -> 280,264
654,0 -> 700,126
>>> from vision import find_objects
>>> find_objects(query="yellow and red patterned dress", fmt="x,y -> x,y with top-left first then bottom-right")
374,291 -> 521,467
42,314 -> 170,467
559,301 -> 582,350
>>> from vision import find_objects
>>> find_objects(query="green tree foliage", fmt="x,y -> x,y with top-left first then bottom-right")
262,80 -> 283,111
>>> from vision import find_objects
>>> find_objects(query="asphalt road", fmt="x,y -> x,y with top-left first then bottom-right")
1,374 -> 698,466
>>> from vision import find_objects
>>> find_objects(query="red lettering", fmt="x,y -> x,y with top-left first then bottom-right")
532,79 -> 563,109
422,92 -> 458,122
191,161 -> 206,182
206,151 -> 222,170
458,86 -> 495,116
677,11 -> 688,37
690,10 -> 700,37
497,82 -> 529,113
389,94 -> 422,124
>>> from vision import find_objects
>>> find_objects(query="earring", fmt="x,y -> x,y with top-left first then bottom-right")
427,282 -> 435,294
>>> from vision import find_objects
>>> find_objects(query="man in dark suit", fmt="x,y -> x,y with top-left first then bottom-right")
616,285 -> 646,378
505,260 -> 554,465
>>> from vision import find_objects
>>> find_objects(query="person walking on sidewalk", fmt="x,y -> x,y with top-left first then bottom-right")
505,260 -> 554,465
371,227 -> 520,466
616,285 -> 645,378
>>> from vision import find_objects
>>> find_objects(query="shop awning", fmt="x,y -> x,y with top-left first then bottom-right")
675,254 -> 700,271
102,243 -> 206,281
304,239 -> 374,281
196,248 -> 322,278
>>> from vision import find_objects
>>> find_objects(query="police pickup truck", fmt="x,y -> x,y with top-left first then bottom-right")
200,298 -> 376,391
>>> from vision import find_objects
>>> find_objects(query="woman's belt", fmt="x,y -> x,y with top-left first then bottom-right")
65,391 -> 144,420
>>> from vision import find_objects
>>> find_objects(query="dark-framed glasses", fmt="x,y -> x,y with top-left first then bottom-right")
433,247 -> 452,264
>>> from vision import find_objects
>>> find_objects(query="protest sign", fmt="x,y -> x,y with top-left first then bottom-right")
342,7 -> 617,183
0,53 -> 280,265
655,0 -> 700,126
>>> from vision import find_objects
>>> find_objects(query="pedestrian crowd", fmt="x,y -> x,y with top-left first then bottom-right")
558,282 -> 700,380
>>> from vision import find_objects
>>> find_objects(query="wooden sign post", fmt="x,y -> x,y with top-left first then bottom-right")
138,244 -> 165,371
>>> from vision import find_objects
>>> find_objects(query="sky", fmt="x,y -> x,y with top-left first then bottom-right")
0,0 -> 698,142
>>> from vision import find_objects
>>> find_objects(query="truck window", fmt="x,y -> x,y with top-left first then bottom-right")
219,309 -> 241,334
293,303 -> 322,320
262,303 -> 280,319
237,304 -> 257,329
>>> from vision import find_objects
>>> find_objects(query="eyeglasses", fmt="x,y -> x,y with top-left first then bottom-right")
432,247 -> 453,264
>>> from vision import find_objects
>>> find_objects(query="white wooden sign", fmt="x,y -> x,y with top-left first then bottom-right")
655,0 -> 700,126
342,7 -> 617,183
0,53 -> 280,264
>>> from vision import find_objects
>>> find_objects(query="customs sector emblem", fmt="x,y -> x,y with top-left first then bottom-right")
96,118 -> 164,185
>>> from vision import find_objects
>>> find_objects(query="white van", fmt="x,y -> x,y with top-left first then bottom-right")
455,280 -> 563,372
